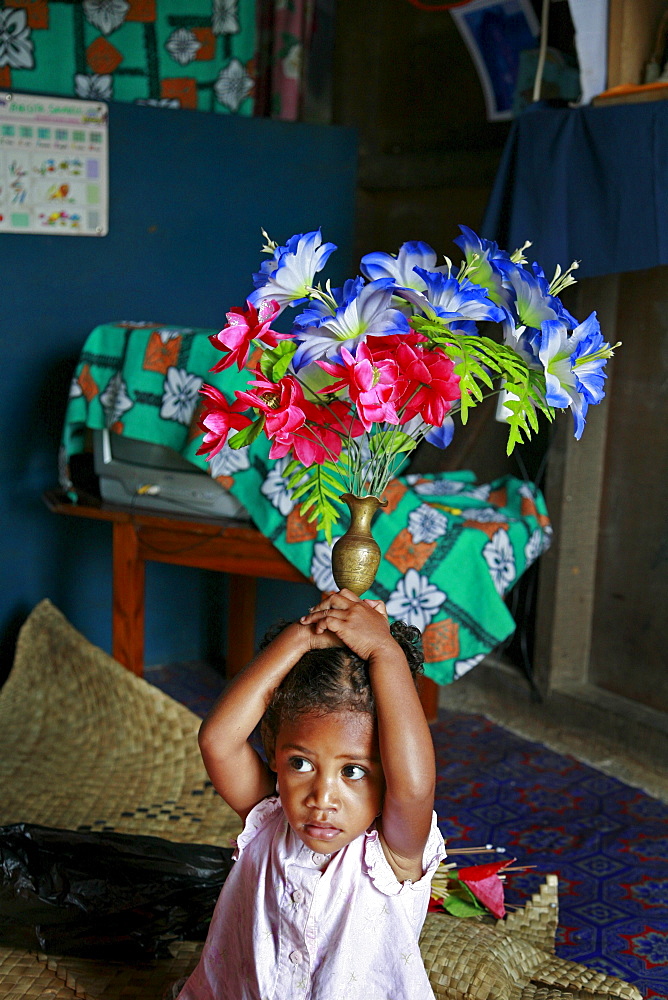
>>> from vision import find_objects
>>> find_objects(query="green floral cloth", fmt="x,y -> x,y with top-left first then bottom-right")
3,1 -> 256,114
61,321 -> 552,686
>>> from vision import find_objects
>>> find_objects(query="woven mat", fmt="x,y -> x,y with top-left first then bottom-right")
0,602 -> 643,1000
0,600 -> 240,846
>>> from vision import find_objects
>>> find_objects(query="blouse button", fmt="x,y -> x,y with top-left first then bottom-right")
289,950 -> 303,965
292,889 -> 304,903
312,852 -> 327,866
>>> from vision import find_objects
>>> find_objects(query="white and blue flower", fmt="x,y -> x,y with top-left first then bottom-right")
408,504 -> 449,544
385,568 -> 446,631
291,277 -> 410,370
360,240 -> 444,291
524,526 -> 552,566
208,441 -> 251,479
260,456 -> 298,516
250,229 -> 337,311
538,311 -> 611,440
310,538 -> 340,593
483,529 -> 516,595
100,372 -> 132,424
160,367 -> 202,426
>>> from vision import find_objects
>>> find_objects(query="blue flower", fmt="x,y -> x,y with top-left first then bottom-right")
408,268 -> 505,330
502,263 -> 559,339
360,240 -> 442,290
291,277 -> 410,370
453,225 -> 514,307
292,276 -> 365,332
425,416 -> 455,449
570,312 -> 609,404
249,229 -> 337,310
538,311 -> 611,439
530,262 -> 578,326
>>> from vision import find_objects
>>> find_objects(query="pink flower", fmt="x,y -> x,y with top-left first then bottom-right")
235,371 -> 307,439
317,344 -> 399,431
269,400 -> 357,466
457,859 -> 516,920
395,343 -> 460,427
209,299 -> 283,372
196,384 -> 253,459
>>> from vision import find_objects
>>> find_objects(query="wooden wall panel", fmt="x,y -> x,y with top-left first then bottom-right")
589,266 -> 668,712
608,0 -> 667,87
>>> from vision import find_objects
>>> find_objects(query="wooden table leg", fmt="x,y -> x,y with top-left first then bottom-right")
226,575 -> 257,678
112,521 -> 145,676
418,675 -> 439,724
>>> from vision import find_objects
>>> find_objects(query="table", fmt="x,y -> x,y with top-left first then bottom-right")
43,491 -> 441,720
44,490 -> 309,679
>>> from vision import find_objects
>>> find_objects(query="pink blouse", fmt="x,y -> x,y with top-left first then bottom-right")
179,796 -> 445,1000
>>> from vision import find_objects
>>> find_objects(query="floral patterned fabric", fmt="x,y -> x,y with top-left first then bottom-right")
1,1 -> 256,114
61,322 -> 552,687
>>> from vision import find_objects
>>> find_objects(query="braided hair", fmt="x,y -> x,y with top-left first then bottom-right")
259,619 -> 423,761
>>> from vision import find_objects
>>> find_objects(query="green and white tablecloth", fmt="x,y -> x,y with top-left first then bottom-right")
61,321 -> 552,686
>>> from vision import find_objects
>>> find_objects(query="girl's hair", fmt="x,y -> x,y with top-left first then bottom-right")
259,620 -> 423,760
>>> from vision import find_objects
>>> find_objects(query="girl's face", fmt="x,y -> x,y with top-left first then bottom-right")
271,709 -> 385,854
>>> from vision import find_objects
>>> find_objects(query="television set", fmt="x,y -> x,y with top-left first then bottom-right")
92,428 -> 250,521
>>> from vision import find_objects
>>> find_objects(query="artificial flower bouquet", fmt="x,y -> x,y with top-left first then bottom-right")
198,227 -> 618,539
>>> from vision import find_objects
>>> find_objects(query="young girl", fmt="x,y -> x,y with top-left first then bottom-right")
177,588 -> 445,999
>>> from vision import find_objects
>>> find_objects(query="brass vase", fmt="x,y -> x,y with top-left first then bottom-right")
331,493 -> 387,596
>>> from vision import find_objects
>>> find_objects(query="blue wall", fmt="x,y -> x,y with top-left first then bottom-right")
1,100 -> 357,673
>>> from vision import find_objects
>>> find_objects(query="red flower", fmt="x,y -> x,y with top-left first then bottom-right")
394,343 -> 460,427
209,299 -> 283,372
457,858 -> 516,920
196,384 -> 253,459
367,330 -> 429,356
235,371 -> 307,439
269,399 -> 360,466
317,344 -> 399,431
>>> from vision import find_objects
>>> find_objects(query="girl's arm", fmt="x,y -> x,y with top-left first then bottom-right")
199,622 -> 319,821
300,591 -> 435,882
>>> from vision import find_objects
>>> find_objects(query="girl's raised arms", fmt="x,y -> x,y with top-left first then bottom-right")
300,591 -> 436,883
198,622 -> 339,822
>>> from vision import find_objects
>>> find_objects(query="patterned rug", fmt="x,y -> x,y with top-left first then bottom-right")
149,661 -> 668,999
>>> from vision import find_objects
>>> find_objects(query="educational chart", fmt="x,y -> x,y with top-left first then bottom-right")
0,92 -> 108,236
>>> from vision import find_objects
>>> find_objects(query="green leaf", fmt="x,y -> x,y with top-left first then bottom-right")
500,374 -> 554,454
441,895 -> 487,918
442,874 -> 490,917
282,461 -> 348,541
228,416 -> 265,450
259,341 -> 298,382
367,431 -> 416,456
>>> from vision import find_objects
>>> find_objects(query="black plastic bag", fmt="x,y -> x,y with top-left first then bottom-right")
0,823 -> 233,959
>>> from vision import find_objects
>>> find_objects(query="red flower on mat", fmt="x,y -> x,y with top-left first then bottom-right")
457,858 -> 516,919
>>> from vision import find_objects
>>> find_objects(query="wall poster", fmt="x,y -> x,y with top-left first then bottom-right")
451,0 -> 540,121
0,92 -> 108,236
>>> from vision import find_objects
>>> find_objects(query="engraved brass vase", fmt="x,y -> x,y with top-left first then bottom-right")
331,493 -> 387,596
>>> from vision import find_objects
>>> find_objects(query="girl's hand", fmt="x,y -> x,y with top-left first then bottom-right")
300,589 -> 397,663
